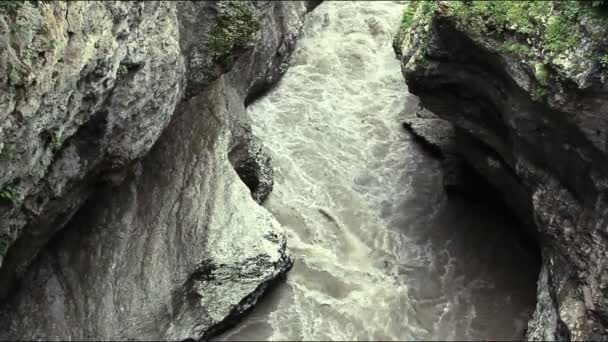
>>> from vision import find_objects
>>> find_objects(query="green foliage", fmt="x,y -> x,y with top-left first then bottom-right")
447,1 -> 544,35
0,183 -> 19,204
208,1 -> 260,65
50,130 -> 61,151
0,144 -> 14,161
499,41 -> 532,56
400,3 -> 418,33
534,62 -> 550,85
531,87 -> 546,102
446,1 -> 588,57
599,54 -> 608,67
543,2 -> 581,57
117,63 -> 128,77
443,0 -> 608,75
398,1 -> 438,60
47,39 -> 59,50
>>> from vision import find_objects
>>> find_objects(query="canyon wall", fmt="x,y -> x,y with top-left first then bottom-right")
0,1 -> 313,339
395,2 -> 608,340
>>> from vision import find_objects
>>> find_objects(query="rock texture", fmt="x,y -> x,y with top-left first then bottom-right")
0,1 -> 311,340
396,2 -> 608,341
401,104 -> 511,205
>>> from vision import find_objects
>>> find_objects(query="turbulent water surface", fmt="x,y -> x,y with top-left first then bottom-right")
219,1 -> 539,340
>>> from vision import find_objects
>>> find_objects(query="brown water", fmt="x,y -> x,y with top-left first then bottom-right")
218,1 -> 539,340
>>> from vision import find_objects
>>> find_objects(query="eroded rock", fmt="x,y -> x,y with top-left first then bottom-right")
0,1 -> 313,339
396,2 -> 608,340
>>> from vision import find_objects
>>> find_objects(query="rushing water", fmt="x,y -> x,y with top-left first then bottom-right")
219,1 -> 539,340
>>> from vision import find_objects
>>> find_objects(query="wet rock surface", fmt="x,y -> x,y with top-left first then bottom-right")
0,1 -> 312,340
396,2 -> 608,340
402,107 -> 455,158
229,131 -> 274,204
401,107 -> 504,204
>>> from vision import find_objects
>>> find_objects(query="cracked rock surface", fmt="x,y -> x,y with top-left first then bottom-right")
0,1 -> 313,339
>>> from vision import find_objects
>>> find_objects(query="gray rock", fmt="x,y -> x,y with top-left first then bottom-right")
402,107 -> 455,158
0,0 -> 312,340
401,107 -> 506,204
396,6 -> 608,341
0,1 -> 185,297
229,131 -> 275,204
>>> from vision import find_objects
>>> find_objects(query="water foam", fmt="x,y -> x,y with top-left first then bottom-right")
218,1 -> 538,340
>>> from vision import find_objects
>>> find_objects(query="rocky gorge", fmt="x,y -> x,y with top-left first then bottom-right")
395,1 -> 608,340
0,0 -> 606,341
0,0 -> 318,339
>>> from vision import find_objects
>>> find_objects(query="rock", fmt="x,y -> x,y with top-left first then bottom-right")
0,1 -> 313,339
402,107 -> 455,158
0,1 -> 185,296
401,107 -> 506,205
229,132 -> 274,204
396,1 -> 608,340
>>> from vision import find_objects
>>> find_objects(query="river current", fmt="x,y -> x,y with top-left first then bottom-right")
219,1 -> 539,340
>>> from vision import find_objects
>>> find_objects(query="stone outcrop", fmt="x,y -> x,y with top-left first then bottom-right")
0,1 -> 312,339
401,105 -> 511,206
396,1 -> 608,340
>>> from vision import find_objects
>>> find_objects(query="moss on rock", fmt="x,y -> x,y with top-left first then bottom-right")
0,0 -> 48,15
398,0 -> 608,89
0,0 -> 22,15
208,1 -> 260,66
0,183 -> 19,204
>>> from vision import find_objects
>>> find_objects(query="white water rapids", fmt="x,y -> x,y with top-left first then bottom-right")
219,1 -> 538,340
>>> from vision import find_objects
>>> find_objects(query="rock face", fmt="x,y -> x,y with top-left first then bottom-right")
0,1 -> 311,339
396,2 -> 608,341
401,104 -> 513,207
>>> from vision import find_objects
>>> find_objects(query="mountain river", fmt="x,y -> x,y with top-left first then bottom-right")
219,1 -> 539,340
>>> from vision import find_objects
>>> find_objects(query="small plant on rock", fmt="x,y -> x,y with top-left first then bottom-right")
0,144 -> 14,161
117,63 -> 129,77
531,87 -> 547,102
0,183 -> 20,204
599,54 -> 608,68
208,1 -> 260,65
47,39 -> 59,50
400,3 -> 418,33
50,129 -> 62,151
534,62 -> 550,86
499,42 -> 532,56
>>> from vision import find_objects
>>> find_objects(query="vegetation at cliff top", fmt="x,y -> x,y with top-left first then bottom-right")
447,1 -> 607,59
208,1 -> 260,66
400,0 -> 608,74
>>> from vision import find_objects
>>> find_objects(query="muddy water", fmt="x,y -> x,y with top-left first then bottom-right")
219,1 -> 539,340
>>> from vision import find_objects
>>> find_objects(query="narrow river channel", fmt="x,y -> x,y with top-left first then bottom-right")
219,1 -> 539,340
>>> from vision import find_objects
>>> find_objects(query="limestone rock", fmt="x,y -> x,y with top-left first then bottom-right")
0,1 -> 312,339
396,2 -> 608,340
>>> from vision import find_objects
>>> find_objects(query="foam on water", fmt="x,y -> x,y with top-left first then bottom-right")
218,1 -> 538,340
